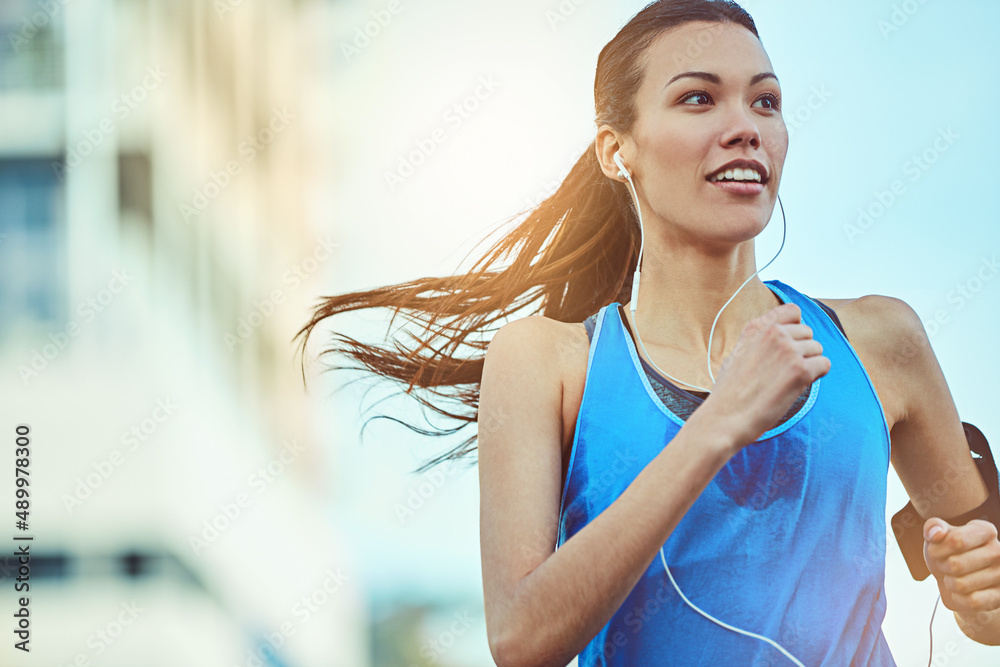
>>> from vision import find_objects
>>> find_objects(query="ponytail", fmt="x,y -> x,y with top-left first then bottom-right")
295,141 -> 638,472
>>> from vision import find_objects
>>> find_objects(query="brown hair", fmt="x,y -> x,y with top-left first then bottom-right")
295,0 -> 759,472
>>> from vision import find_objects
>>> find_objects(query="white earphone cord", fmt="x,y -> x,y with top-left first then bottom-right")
615,153 -> 803,667
619,155 -> 786,393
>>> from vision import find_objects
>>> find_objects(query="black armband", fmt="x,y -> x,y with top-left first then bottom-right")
891,422 -> 1000,581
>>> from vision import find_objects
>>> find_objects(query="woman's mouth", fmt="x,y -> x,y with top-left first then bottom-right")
706,162 -> 768,196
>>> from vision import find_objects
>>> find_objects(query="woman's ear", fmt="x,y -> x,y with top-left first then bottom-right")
596,126 -> 629,182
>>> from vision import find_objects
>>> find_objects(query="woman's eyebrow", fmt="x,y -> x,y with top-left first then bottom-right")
664,71 -> 779,89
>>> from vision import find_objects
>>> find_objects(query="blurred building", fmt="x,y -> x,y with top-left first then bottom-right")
0,0 -> 369,664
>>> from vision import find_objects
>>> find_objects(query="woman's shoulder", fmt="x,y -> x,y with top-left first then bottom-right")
491,315 -> 591,374
489,315 -> 591,457
813,294 -> 928,429
812,294 -> 924,345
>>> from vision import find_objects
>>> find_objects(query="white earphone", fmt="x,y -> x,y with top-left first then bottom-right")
611,150 -> 802,666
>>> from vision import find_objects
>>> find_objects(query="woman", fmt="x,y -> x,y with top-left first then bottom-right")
298,1 -> 1000,664
475,2 -> 1000,665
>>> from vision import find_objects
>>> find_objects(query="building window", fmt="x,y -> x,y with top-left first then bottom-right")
0,2 -> 65,91
0,158 -> 65,337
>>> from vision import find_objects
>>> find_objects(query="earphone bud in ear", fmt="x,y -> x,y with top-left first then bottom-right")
613,151 -> 630,181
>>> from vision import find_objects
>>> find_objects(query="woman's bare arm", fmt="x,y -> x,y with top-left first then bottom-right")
848,295 -> 1000,643
479,304 -> 828,667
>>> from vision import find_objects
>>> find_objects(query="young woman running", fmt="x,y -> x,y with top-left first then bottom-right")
298,1 -> 1000,664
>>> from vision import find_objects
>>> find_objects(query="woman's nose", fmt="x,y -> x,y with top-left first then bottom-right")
720,106 -> 762,149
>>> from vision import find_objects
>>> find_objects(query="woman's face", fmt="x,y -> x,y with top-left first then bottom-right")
625,21 -> 787,248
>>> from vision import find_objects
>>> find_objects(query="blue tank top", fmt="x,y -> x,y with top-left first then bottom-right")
556,279 -> 897,666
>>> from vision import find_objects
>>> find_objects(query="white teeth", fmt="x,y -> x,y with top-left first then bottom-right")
711,167 -> 762,183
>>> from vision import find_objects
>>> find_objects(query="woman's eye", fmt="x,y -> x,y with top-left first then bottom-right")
752,93 -> 781,110
680,91 -> 713,105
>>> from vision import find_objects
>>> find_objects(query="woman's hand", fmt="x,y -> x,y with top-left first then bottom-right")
925,518 -> 1000,613
701,302 -> 831,448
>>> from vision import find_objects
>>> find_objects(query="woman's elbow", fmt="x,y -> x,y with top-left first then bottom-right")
487,610 -> 530,667
488,615 -> 568,667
